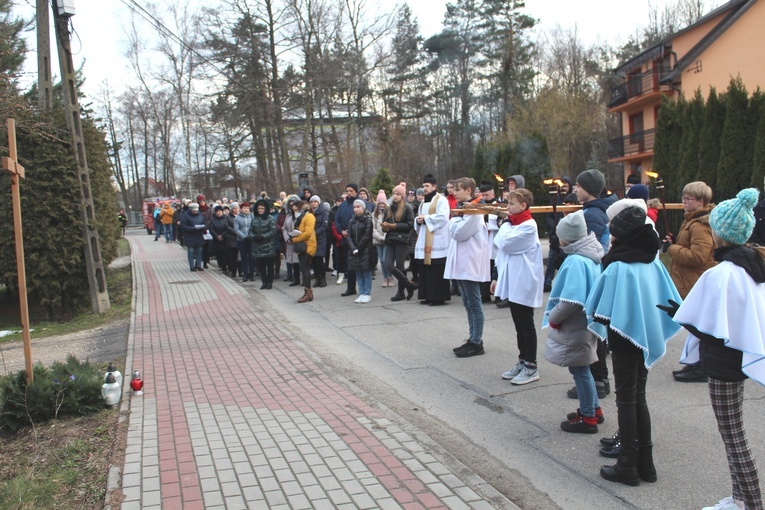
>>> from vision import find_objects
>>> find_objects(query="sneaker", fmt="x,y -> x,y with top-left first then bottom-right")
511,365 -> 539,385
331,270 -> 337,276
701,497 -> 742,510
359,294 -> 371,303
453,340 -> 471,353
596,380 -> 611,398
560,414 -> 598,434
455,342 -> 484,358
567,407 -> 604,424
354,295 -> 363,303
501,361 -> 525,380
600,430 -> 620,447
336,273 -> 344,285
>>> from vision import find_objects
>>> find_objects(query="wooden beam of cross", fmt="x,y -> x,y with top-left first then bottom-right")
3,118 -> 34,384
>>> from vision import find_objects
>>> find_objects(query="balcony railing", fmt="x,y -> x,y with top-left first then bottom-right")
608,128 -> 655,159
609,67 -> 671,108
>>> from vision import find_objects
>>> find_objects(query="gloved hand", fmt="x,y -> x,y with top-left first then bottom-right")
656,299 -> 681,318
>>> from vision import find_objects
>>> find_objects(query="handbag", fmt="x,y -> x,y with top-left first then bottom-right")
293,241 -> 307,253
385,230 -> 408,245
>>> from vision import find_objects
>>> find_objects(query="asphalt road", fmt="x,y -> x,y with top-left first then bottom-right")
243,267 -> 765,510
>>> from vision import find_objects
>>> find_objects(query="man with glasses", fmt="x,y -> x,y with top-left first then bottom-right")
663,181 -> 716,382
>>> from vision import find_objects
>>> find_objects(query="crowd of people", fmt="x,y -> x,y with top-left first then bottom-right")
149,171 -> 763,509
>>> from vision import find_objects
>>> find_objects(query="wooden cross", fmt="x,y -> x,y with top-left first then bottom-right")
3,118 -> 34,384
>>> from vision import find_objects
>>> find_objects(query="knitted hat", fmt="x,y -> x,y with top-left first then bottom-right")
606,198 -> 647,222
346,183 -> 359,193
626,184 -> 649,202
556,210 -> 587,245
563,193 -> 579,204
188,203 -> 199,210
230,202 -> 239,209
392,184 -> 407,198
213,205 -> 223,212
353,199 -> 366,210
377,190 -> 387,203
196,194 -> 206,202
576,169 -> 606,198
478,181 -> 494,193
416,188 -> 424,196
310,195 -> 321,204
609,206 -> 647,241
709,188 -> 759,245
626,174 -> 641,185
423,173 -> 437,184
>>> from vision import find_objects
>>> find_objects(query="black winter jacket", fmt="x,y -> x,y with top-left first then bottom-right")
347,213 -> 374,271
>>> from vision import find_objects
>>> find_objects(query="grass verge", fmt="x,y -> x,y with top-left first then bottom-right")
0,409 -> 123,510
0,239 -> 132,344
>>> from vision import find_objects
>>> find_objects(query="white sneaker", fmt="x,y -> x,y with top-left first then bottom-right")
702,497 -> 743,510
511,366 -> 539,385
360,294 -> 371,303
501,361 -> 525,380
336,273 -> 344,285
331,270 -> 337,276
354,295 -> 363,303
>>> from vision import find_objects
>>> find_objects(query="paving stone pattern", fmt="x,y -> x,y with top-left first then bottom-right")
119,233 -> 506,509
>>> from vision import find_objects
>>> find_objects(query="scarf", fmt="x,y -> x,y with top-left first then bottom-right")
601,224 -> 659,269
423,192 -> 441,265
508,209 -> 532,226
714,244 -> 765,283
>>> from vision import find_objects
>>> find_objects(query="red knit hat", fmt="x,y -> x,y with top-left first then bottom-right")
196,194 -> 206,202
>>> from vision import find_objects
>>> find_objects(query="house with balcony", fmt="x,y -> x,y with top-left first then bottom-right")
608,0 -> 765,185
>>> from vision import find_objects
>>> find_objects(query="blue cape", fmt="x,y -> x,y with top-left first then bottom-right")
585,258 -> 682,368
543,254 -> 603,337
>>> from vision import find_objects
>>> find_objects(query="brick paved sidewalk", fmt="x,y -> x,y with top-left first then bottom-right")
112,231 -> 515,509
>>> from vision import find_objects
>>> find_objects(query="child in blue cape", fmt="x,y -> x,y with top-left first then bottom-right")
542,211 -> 604,434
585,205 -> 681,486
662,189 -> 765,510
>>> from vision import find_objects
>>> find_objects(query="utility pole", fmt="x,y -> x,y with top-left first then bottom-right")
51,0 -> 110,313
36,0 -> 53,110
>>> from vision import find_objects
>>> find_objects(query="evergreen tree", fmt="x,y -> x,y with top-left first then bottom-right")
697,87 -> 725,189
677,89 -> 704,187
0,0 -> 26,118
370,168 -> 394,197
717,77 -> 753,199
653,95 -> 684,195
751,94 -> 765,189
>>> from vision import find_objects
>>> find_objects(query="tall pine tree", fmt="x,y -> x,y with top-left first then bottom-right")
696,87 -> 725,190
717,77 -> 753,198
677,89 -> 704,187
653,95 -> 685,195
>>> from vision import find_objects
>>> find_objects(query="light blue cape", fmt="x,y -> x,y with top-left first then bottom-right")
585,258 -> 682,368
542,254 -> 602,335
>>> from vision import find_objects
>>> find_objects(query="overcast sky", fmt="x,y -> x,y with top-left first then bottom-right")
17,0 -> 713,98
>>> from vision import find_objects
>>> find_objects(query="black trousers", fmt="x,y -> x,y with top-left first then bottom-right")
384,243 -> 408,292
256,257 -> 275,284
508,302 -> 537,364
298,252 -> 312,289
609,329 -> 651,450
590,338 -> 610,383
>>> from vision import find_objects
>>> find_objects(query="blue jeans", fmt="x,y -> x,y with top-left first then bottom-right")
569,365 -> 599,417
356,270 -> 372,296
238,240 -> 253,275
187,245 -> 203,269
375,245 -> 390,278
457,280 -> 484,343
163,224 -> 173,241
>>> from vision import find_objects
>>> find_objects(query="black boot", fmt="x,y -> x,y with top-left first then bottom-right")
391,291 -> 405,302
317,276 -> 327,288
636,442 -> 657,483
406,281 -> 418,301
600,446 -> 640,486
289,264 -> 301,286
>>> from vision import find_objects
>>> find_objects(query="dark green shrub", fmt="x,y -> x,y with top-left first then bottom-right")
0,355 -> 105,431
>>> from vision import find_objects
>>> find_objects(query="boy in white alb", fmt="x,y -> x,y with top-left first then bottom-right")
492,188 -> 544,385
446,178 -> 492,358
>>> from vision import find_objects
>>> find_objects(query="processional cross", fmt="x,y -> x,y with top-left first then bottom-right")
2,119 -> 34,384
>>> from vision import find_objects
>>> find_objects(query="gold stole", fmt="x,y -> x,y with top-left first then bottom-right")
423,194 -> 441,266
